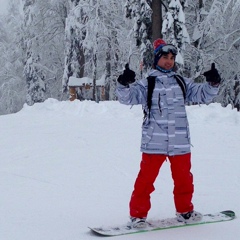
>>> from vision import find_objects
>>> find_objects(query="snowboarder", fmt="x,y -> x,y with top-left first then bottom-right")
116,39 -> 221,228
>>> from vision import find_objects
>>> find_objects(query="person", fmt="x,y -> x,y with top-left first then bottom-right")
116,39 -> 221,228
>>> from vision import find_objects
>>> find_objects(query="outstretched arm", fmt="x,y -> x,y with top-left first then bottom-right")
116,79 -> 147,106
185,63 -> 221,104
185,80 -> 219,104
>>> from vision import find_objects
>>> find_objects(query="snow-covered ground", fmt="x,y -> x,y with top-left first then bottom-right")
0,99 -> 239,240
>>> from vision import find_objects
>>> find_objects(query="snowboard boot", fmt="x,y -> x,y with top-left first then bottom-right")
128,217 -> 147,228
176,210 -> 203,223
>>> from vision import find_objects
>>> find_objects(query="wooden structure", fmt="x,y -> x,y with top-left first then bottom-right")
68,76 -> 105,101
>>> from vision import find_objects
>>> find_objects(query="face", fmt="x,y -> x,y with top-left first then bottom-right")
157,52 -> 175,70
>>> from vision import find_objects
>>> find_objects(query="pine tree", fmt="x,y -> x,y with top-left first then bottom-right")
0,0 -> 26,114
180,0 -> 208,78
62,0 -> 84,93
102,1 -> 123,100
196,0 -> 240,109
23,0 -> 46,106
125,0 -> 153,70
63,0 -> 131,101
162,0 -> 190,66
234,79 -> 240,111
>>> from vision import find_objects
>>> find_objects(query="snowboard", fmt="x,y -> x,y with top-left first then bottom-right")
89,210 -> 235,236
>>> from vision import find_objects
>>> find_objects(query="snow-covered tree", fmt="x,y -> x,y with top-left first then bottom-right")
62,0 -> 84,93
22,0 -> 46,105
63,0 -> 133,101
216,79 -> 235,108
192,0 -> 240,108
23,0 -> 68,106
125,0 -> 153,70
162,0 -> 190,66
43,0 -> 69,100
0,0 -> 26,114
234,79 -> 240,111
181,0 -> 209,78
0,0 -> 240,113
101,1 -> 125,100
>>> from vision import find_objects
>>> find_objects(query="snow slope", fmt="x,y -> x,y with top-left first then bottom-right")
0,99 -> 239,240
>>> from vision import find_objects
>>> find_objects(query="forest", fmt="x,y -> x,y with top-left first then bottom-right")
0,0 -> 239,115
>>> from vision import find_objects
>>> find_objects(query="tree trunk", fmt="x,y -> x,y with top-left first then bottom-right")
193,0 -> 204,48
104,39 -> 111,100
152,0 -> 163,42
92,52 -> 97,102
78,46 -> 85,78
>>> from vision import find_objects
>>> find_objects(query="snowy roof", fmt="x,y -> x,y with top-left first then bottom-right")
68,76 -> 105,87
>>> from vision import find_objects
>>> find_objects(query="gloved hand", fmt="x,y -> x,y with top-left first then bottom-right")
117,63 -> 136,87
203,63 -> 221,85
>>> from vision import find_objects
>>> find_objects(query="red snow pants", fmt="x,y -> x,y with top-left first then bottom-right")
129,153 -> 194,218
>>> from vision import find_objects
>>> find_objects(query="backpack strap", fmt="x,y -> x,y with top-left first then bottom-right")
174,74 -> 187,101
147,76 -> 156,112
144,76 -> 156,119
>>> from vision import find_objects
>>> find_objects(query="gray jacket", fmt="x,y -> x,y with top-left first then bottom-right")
116,69 -> 219,156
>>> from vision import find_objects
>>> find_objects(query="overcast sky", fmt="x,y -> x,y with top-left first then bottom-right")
0,0 -> 8,15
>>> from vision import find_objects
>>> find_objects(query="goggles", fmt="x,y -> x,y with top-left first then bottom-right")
155,44 -> 178,56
